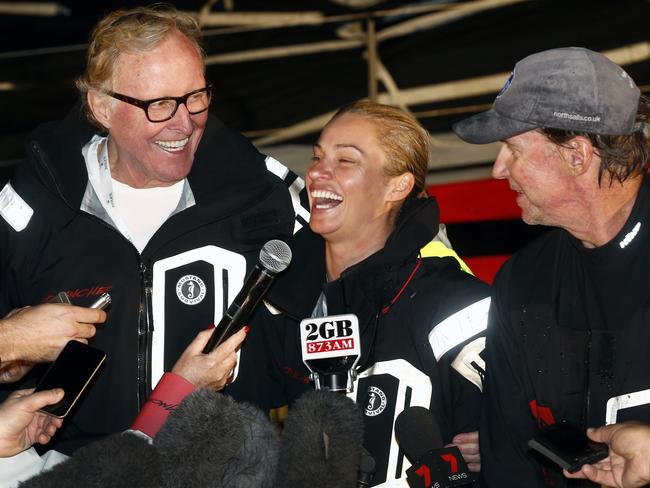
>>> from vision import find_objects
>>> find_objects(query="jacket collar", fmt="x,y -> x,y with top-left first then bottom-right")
27,103 -> 273,213
267,197 -> 441,320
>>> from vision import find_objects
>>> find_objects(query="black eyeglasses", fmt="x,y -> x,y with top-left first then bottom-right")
106,84 -> 212,122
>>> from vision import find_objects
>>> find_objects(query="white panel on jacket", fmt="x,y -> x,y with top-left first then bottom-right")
428,297 -> 490,361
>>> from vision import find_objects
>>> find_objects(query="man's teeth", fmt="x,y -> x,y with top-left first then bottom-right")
155,138 -> 189,152
310,190 -> 343,201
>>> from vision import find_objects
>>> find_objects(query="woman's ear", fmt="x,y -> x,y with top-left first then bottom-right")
387,173 -> 415,202
87,90 -> 113,129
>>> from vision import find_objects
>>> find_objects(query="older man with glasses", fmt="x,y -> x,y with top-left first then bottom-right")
0,5 -> 305,458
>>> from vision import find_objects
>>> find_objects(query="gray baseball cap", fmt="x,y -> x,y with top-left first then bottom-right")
452,47 -> 641,144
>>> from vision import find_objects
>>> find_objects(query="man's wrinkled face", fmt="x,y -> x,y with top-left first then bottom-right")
492,130 -> 580,228
101,30 -> 208,188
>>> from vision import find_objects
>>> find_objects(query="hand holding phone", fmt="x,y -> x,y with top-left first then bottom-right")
33,340 -> 106,418
528,420 -> 609,473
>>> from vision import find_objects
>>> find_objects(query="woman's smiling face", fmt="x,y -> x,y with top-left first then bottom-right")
307,113 -> 398,244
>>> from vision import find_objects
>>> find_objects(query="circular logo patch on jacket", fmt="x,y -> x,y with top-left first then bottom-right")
365,386 -> 387,417
176,275 -> 207,305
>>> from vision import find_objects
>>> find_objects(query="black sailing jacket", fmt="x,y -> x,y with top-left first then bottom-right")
0,105 -> 300,454
253,197 -> 490,487
480,177 -> 650,487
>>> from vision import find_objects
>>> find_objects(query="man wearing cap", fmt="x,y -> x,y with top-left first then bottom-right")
453,47 -> 650,487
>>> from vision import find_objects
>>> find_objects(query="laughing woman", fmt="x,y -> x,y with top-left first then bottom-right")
239,100 -> 490,486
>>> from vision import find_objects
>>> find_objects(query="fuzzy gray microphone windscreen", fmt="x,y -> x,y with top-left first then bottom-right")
276,389 -> 365,488
155,388 -> 281,488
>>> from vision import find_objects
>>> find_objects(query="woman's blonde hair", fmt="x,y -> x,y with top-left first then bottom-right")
328,100 -> 430,197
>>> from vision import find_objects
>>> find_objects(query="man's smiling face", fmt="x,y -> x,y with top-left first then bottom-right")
101,29 -> 208,188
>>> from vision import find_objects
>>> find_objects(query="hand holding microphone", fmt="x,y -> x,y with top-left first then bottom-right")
447,431 -> 480,472
172,326 -> 248,390
133,240 -> 291,437
395,406 -> 474,488
202,239 -> 292,354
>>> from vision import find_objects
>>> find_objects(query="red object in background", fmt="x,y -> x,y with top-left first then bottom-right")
463,255 -> 510,284
427,178 -> 522,284
428,178 -> 521,223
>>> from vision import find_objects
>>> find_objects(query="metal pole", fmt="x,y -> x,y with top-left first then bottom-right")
366,17 -> 378,102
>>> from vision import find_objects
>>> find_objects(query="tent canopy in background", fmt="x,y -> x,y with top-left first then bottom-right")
0,0 -> 648,281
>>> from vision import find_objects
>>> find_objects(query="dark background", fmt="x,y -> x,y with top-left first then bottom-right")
1,0 -> 648,170
1,0 -> 648,280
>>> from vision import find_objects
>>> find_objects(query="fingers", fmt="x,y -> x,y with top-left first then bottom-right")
208,326 -> 249,358
448,431 -> 480,458
23,388 -> 65,413
7,388 -> 36,400
74,323 -> 98,340
0,361 -> 34,384
579,463 -> 615,486
585,425 -> 612,444
451,431 -> 479,447
209,351 -> 239,391
69,306 -> 107,325
563,463 -> 614,486
186,328 -> 215,354
563,468 -> 587,479
36,416 -> 64,446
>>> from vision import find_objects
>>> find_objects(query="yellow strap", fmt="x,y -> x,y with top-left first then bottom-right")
419,241 -> 473,275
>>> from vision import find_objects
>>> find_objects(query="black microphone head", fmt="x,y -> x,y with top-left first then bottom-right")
19,431 -> 161,488
154,389 -> 280,488
277,389 -> 364,488
259,239 -> 292,273
394,406 -> 443,463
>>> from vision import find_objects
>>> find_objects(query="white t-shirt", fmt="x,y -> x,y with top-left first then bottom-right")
0,447 -> 67,487
111,179 -> 183,253
82,135 -> 184,253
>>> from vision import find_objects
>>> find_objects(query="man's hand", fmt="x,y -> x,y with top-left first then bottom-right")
447,430 -> 481,472
0,304 -> 107,379
0,361 -> 36,384
564,421 -> 650,488
0,388 -> 65,457
171,326 -> 248,390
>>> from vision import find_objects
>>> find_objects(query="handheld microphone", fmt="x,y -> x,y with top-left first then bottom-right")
357,449 -> 377,487
299,313 -> 361,393
277,389 -> 364,488
203,239 -> 292,353
395,407 -> 473,488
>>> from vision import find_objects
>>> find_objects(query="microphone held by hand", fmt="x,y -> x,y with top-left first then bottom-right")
203,239 -> 292,353
395,407 -> 473,488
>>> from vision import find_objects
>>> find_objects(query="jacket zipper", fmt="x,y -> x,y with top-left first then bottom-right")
32,142 -> 156,409
138,261 -> 154,408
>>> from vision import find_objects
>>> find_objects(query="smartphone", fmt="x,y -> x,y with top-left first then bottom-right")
34,340 -> 106,418
528,420 -> 609,473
